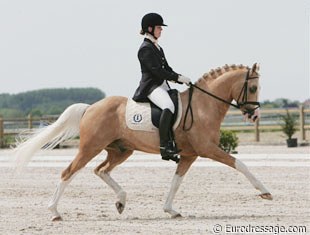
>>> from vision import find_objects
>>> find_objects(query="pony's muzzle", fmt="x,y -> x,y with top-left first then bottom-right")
243,107 -> 260,122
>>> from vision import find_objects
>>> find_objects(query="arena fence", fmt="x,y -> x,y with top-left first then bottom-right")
0,106 -> 309,148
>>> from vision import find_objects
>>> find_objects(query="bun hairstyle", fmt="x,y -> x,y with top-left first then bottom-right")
140,29 -> 146,35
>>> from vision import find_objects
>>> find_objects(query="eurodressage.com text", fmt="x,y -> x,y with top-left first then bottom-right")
212,223 -> 307,235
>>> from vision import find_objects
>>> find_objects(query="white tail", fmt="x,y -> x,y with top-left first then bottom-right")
13,103 -> 90,172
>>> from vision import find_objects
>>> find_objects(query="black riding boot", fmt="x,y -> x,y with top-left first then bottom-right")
159,109 -> 180,163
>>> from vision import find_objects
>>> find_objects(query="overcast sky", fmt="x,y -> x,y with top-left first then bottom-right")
0,0 -> 309,101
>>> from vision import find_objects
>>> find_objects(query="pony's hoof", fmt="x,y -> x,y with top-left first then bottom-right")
259,193 -> 273,200
115,201 -> 125,214
51,216 -> 63,222
171,213 -> 182,219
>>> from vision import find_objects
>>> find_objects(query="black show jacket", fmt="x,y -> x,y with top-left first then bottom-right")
132,38 -> 179,102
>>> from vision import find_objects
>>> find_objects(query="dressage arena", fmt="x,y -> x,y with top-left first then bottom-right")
0,145 -> 309,234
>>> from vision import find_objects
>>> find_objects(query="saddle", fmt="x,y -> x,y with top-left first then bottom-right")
125,89 -> 182,132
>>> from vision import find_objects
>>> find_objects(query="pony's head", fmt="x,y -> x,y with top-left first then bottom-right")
233,63 -> 261,122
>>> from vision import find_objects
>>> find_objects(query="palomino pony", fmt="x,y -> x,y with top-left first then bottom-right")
13,63 -> 272,221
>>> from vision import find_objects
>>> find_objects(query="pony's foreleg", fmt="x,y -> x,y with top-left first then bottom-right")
234,158 -> 272,199
164,156 -> 197,218
164,174 -> 183,218
94,149 -> 133,214
205,145 -> 272,200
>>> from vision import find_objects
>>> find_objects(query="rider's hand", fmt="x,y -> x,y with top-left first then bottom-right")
178,75 -> 191,85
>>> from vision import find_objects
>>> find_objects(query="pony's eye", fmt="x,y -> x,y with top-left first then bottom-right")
249,86 -> 257,94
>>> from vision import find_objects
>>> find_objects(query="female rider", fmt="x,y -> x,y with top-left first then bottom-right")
132,13 -> 191,162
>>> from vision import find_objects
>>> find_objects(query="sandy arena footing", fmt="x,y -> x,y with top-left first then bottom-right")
0,145 -> 309,234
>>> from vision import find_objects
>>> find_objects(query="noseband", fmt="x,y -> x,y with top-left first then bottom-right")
183,69 -> 260,131
236,70 -> 260,114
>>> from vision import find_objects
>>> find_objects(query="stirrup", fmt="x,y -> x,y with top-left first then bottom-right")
160,146 -> 180,155
162,154 -> 180,163
160,147 -> 180,163
167,140 -> 181,154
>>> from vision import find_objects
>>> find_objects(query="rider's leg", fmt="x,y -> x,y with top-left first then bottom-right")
148,84 -> 175,114
147,85 -> 179,162
159,109 -> 180,159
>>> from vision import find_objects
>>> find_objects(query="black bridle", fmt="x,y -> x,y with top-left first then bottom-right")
183,69 -> 260,131
236,70 -> 260,110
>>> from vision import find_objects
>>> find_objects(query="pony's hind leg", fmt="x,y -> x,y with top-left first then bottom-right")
48,173 -> 77,221
94,148 -> 133,214
48,149 -> 101,221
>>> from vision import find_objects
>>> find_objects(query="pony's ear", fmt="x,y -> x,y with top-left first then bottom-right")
251,63 -> 260,75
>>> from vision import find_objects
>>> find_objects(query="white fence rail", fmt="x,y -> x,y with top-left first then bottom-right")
0,106 -> 309,147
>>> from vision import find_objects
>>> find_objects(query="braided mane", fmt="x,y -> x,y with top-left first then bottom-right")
199,64 -> 249,83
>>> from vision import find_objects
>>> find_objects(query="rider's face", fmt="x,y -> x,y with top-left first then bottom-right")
154,26 -> 162,38
148,26 -> 162,38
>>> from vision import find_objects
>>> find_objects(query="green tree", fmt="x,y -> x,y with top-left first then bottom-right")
219,130 -> 239,153
0,88 -> 105,116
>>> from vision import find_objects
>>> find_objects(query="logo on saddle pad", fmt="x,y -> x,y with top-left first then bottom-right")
132,114 -> 143,123
125,95 -> 182,132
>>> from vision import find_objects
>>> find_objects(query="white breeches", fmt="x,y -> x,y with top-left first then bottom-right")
147,82 -> 175,113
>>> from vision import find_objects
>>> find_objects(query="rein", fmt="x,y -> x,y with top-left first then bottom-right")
182,69 -> 260,131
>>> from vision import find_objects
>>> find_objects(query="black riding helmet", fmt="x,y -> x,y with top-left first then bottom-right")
140,13 -> 167,37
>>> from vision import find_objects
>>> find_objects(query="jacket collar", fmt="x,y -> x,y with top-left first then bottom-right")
145,34 -> 161,50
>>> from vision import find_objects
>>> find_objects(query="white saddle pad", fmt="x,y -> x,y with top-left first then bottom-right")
125,95 -> 182,132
